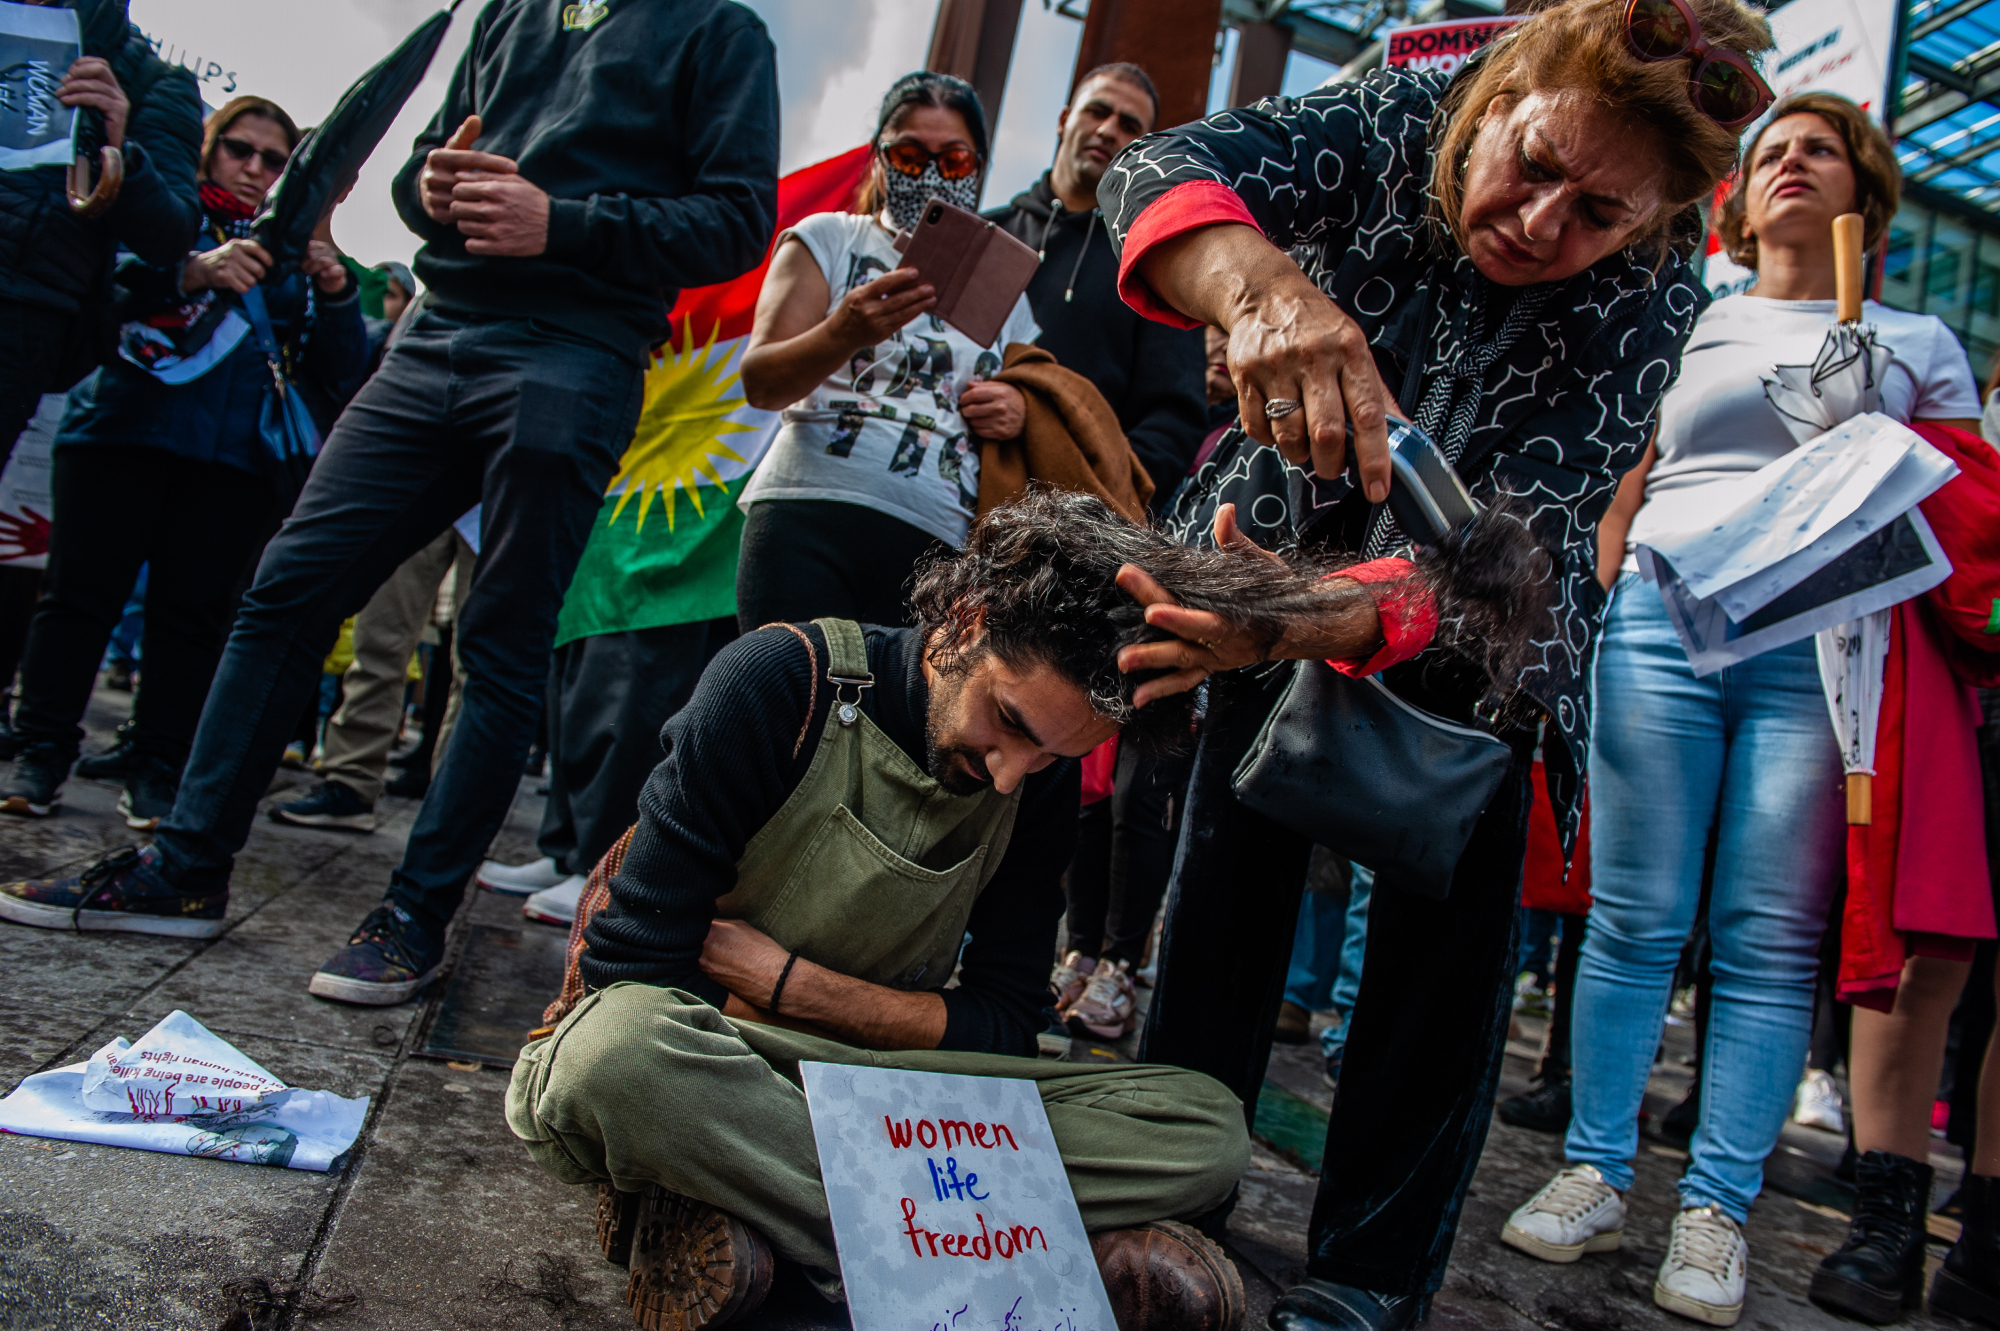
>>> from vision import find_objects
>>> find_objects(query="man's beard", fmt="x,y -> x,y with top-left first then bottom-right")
924,688 -> 992,797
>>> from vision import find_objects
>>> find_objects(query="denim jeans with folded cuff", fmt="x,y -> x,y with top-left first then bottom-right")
153,310 -> 644,931
1564,574 -> 1843,1222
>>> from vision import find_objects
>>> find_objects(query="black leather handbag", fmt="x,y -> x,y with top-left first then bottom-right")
1230,661 -> 1514,899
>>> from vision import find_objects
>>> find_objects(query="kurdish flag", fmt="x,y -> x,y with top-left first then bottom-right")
554,146 -> 875,645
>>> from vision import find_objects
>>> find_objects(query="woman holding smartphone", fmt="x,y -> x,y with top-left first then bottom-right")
735,73 -> 1036,631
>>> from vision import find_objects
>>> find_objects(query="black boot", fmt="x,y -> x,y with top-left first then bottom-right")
1810,1150 -> 1931,1323
1933,1172 -> 2000,1325
1497,1071 -> 1572,1134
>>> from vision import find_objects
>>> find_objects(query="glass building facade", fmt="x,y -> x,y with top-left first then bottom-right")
1879,184 -> 2000,381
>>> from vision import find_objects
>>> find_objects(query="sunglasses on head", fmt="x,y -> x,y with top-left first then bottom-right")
1624,0 -> 1774,129
878,139 -> 981,182
219,136 -> 291,174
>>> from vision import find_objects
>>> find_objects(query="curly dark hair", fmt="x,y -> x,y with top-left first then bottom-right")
910,489 -> 1359,755
911,488 -> 1559,751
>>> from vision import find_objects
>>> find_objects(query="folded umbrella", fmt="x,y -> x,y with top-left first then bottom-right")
64,0 -> 128,216
249,1 -> 460,281
1810,214 -> 1894,825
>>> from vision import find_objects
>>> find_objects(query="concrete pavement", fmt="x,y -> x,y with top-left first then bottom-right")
0,682 -> 1982,1330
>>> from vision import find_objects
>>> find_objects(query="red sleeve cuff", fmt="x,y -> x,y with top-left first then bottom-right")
1116,181 -> 1264,329
1325,558 -> 1438,677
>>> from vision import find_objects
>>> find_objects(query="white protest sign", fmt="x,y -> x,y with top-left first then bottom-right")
0,0 -> 80,171
800,1061 -> 1117,1331
0,393 -> 56,568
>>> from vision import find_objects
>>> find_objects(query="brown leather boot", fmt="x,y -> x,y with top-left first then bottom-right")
1091,1219 -> 1247,1331
626,1186 -> 775,1330
597,1182 -> 640,1266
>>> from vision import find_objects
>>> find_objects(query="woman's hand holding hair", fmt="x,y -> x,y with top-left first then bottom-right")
1136,224 -> 1394,504
1114,503 -> 1382,706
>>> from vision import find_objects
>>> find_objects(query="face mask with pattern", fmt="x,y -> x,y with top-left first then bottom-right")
882,160 -> 983,232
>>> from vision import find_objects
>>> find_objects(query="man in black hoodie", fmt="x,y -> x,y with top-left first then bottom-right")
986,63 -> 1205,508
0,0 -> 781,1008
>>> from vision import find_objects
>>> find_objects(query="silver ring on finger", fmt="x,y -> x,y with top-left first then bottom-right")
1263,398 -> 1301,421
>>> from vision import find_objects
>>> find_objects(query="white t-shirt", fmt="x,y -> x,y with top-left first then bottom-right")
738,212 -> 1041,547
1626,295 -> 1979,565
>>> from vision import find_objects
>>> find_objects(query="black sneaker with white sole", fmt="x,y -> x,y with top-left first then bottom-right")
0,742 -> 68,816
118,756 -> 179,831
308,903 -> 443,1006
0,844 -> 226,937
270,780 -> 378,832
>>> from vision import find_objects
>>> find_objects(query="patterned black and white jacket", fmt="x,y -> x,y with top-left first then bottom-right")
1098,66 -> 1709,846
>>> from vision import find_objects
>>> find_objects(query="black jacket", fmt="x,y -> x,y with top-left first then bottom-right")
1100,68 -> 1708,845
582,624 -> 1078,1059
390,0 -> 780,365
987,173 -> 1206,508
0,24 -> 201,323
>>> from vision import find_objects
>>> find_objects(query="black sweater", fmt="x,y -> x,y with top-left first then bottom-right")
390,0 -> 779,364
581,624 -> 1078,1058
987,174 -> 1207,510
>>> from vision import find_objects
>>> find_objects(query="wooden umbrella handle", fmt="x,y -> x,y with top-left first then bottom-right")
1834,212 -> 1865,323
67,146 -> 123,218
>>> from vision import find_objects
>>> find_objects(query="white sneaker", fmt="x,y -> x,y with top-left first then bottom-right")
1654,1205 -> 1747,1327
1501,1164 -> 1625,1263
524,874 -> 587,926
1791,1068 -> 1844,1133
1049,950 -> 1095,1012
476,856 -> 565,895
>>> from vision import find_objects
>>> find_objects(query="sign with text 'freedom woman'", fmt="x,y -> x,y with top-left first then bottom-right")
800,1061 -> 1117,1331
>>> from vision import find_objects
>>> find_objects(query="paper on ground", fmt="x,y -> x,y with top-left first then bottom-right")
1639,413 -> 1957,619
0,1010 -> 367,1171
801,1061 -> 1118,1331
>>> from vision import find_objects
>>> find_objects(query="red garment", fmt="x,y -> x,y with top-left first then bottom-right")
1326,557 -> 1439,676
198,182 -> 256,222
1080,736 -> 1118,807
1837,422 -> 2000,1009
1115,181 -> 1262,326
1911,423 -> 2000,686
1521,761 -> 1592,913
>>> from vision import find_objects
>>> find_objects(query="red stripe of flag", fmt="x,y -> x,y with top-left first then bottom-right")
667,145 -> 876,347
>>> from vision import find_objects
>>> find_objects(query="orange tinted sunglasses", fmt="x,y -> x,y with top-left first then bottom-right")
878,140 -> 982,181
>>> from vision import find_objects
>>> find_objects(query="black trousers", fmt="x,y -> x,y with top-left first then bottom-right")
0,301 -> 72,474
1140,666 -> 1532,1301
1538,911 -> 1588,1081
537,617 -> 735,876
151,310 -> 644,928
13,446 -> 277,767
735,498 -> 939,632
1066,743 -> 1192,965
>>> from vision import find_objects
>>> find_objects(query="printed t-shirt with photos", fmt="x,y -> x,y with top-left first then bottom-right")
738,211 -> 1041,547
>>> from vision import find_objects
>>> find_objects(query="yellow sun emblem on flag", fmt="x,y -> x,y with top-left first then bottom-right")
604,318 -> 759,532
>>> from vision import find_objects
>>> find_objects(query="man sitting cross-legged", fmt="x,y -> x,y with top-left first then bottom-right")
507,490 -> 1396,1330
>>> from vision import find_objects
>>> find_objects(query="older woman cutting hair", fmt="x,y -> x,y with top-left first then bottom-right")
1100,1 -> 1773,1327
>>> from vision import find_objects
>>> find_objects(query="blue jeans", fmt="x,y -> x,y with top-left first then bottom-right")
1565,576 -> 1842,1220
1284,889 -> 1346,1011
155,311 -> 644,931
1319,865 -> 1374,1059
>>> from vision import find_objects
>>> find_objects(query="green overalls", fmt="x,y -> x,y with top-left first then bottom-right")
505,620 -> 1248,1289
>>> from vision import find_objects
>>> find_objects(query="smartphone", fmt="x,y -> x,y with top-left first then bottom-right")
891,199 -> 1040,348
1380,418 -> 1479,546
